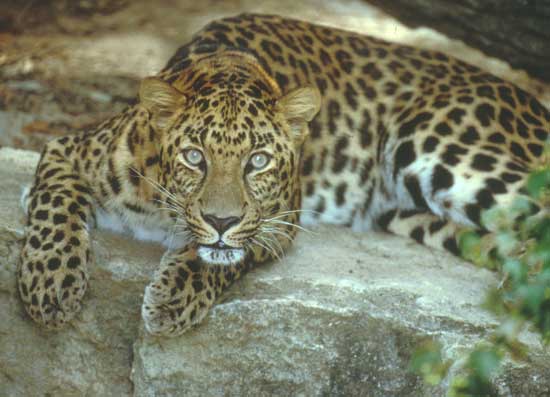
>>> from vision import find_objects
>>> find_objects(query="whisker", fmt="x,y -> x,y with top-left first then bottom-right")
261,228 -> 293,242
256,233 -> 284,261
264,219 -> 313,234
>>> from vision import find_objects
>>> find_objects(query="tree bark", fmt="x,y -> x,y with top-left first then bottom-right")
365,0 -> 550,82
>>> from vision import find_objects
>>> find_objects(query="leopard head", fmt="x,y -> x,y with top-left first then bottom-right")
139,51 -> 320,265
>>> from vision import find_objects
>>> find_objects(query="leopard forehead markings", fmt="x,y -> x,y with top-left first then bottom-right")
16,13 -> 549,335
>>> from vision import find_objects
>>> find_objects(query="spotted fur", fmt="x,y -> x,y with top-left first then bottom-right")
18,14 -> 550,335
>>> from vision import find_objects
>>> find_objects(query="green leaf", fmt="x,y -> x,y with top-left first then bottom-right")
503,259 -> 526,285
408,340 -> 450,385
468,349 -> 502,380
459,231 -> 482,262
526,169 -> 550,200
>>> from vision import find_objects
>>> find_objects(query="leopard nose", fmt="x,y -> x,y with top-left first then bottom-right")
202,214 -> 241,234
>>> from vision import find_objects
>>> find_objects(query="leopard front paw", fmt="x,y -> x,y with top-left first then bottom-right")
18,261 -> 88,329
141,277 -> 213,337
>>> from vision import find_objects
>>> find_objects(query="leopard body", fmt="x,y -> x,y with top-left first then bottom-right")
18,14 -> 550,335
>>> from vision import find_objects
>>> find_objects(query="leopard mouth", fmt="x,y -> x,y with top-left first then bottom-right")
197,242 -> 245,265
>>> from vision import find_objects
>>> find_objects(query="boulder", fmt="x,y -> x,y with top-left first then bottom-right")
365,0 -> 550,83
1,147 -> 549,396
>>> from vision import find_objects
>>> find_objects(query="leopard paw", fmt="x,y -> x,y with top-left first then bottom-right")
18,260 -> 88,329
141,275 -> 213,337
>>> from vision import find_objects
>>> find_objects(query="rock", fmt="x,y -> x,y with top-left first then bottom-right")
364,0 -> 550,83
1,146 -> 549,397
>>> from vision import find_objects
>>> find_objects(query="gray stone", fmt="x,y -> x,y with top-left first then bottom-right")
1,147 -> 549,397
365,0 -> 550,83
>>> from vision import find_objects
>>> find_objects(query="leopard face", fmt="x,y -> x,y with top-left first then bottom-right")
139,52 -> 320,264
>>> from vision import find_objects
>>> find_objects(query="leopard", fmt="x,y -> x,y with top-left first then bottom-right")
17,13 -> 550,336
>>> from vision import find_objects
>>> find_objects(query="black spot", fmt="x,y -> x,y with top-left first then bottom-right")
52,195 -> 64,207
398,112 -> 433,138
443,237 -> 460,256
302,155 -> 314,176
186,259 -> 201,273
332,136 -> 349,173
465,204 -> 481,225
400,209 -> 424,218
522,111 -> 542,127
488,132 -> 505,144
423,136 -> 439,153
404,175 -> 428,209
498,108 -> 515,134
247,103 -> 258,117
68,202 -> 79,214
129,168 -> 140,187
377,209 -> 397,230
274,72 -> 289,90
476,189 -> 495,209
192,280 -> 204,293
53,214 -> 68,225
471,153 -> 497,172
501,172 -> 522,183
459,126 -> 480,144
476,85 -> 495,99
175,277 -> 184,290
442,144 -> 468,166
475,103 -> 495,127
145,155 -> 160,167
44,277 -> 54,290
335,182 -> 347,206
362,62 -> 384,80
410,227 -> 425,244
498,86 -> 516,107
510,142 -> 530,162
486,178 -> 507,194
177,267 -> 189,280
108,174 -> 121,194
457,96 -> 474,104
506,161 -> 527,173
35,210 -> 49,220
359,110 -> 372,148
528,143 -> 543,157
67,256 -> 81,269
393,141 -> 416,179
61,275 -> 76,289
429,219 -> 447,234
47,257 -> 61,271
432,165 -> 454,193
29,236 -> 41,249
344,82 -> 358,110
435,122 -> 452,136
534,128 -> 548,141
40,192 -> 51,205
335,50 -> 354,73
447,108 -> 466,124
53,231 -> 65,242
40,228 -> 52,238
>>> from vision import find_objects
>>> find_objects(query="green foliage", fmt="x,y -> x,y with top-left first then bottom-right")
411,150 -> 550,396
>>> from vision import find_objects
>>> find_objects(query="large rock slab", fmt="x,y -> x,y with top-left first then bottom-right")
365,0 -> 550,83
1,146 -> 549,396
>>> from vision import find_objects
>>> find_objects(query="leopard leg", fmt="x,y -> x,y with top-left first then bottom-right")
376,209 -> 468,256
142,244 -> 248,336
18,137 -> 93,328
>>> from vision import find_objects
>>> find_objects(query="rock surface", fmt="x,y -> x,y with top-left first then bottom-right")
1,146 -> 550,397
365,0 -> 550,83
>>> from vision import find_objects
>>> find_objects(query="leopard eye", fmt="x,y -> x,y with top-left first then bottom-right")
248,152 -> 270,171
182,148 -> 204,167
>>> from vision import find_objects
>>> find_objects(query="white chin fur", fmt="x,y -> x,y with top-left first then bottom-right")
197,246 -> 245,265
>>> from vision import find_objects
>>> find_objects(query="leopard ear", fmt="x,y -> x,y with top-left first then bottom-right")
139,77 -> 186,128
276,85 -> 321,143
